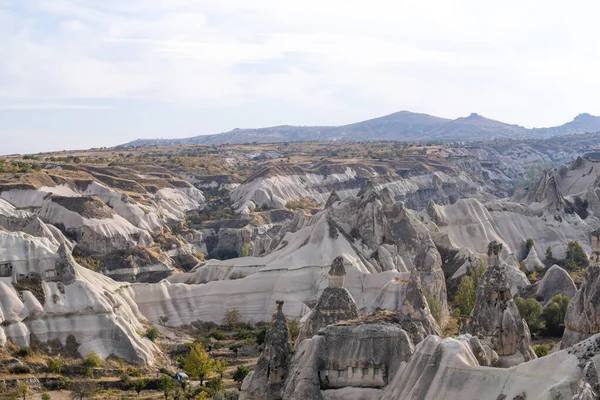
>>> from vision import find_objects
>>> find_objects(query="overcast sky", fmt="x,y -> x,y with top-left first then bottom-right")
1,0 -> 600,154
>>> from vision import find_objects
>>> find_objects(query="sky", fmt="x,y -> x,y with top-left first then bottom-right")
1,0 -> 600,154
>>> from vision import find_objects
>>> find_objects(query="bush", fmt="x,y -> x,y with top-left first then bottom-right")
236,328 -> 253,340
41,392 -> 51,400
47,358 -> 64,374
16,347 -> 33,357
543,294 -> 570,335
206,377 -> 224,392
10,365 -> 31,374
145,327 -> 159,342
525,238 -> 534,254
240,244 -> 249,257
256,325 -> 269,346
454,261 -> 485,316
211,329 -> 227,341
287,319 -> 300,342
84,351 -> 103,368
534,345 -> 549,357
424,290 -> 442,324
566,241 -> 588,269
515,297 -> 543,332
223,309 -> 240,329
233,365 -> 251,383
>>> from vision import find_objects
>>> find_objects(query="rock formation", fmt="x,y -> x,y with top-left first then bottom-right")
562,266 -> 600,348
463,250 -> 536,366
573,360 -> 600,400
534,264 -> 576,305
414,235 -> 449,324
296,257 -> 360,344
283,317 -> 416,400
240,300 -> 292,400
401,269 -> 442,336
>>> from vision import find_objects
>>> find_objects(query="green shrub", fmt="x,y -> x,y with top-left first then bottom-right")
47,358 -> 64,374
525,238 -> 534,253
454,261 -> 485,316
233,365 -> 251,383
424,290 -> 442,324
16,347 -> 33,357
288,319 -> 300,343
206,377 -> 224,392
543,294 -> 570,335
84,351 -> 103,368
256,325 -> 269,346
145,327 -> 159,342
211,329 -> 227,341
534,345 -> 549,357
515,297 -> 543,332
566,241 -> 588,269
10,365 -> 31,374
41,392 -> 51,400
236,328 -> 253,340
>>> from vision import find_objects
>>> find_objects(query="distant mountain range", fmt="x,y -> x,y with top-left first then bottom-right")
119,111 -> 600,147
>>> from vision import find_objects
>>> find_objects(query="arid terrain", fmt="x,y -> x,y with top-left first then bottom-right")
1,133 -> 600,399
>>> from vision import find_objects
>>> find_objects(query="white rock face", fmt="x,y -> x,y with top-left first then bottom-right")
535,264 -> 577,305
381,333 -> 596,400
0,230 -> 156,364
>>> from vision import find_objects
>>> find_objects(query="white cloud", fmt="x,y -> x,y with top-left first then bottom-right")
1,0 -> 600,127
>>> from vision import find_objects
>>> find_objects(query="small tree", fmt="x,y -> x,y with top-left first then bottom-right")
525,238 -> 535,256
145,327 -> 159,342
70,381 -> 97,400
47,358 -> 64,374
515,297 -> 543,332
132,379 -> 147,397
158,375 -> 175,400
17,382 -> 29,400
545,246 -> 553,261
223,309 -> 240,330
543,294 -> 570,335
214,359 -> 229,379
233,365 -> 251,385
240,244 -> 249,257
41,392 -> 51,400
566,241 -> 588,269
184,344 -> 214,385
84,351 -> 102,368
287,319 -> 300,343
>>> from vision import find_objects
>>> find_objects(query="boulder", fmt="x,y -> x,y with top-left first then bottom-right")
462,260 -> 536,366
535,264 -> 576,305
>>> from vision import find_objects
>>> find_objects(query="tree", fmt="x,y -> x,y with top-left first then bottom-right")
240,244 -> 249,257
70,381 -> 97,400
566,241 -> 588,269
454,261 -> 485,316
16,382 -> 29,400
543,294 -> 570,335
233,365 -> 251,385
223,309 -> 240,330
214,359 -> 228,379
158,375 -> 175,400
525,238 -> 534,254
515,297 -> 543,331
287,319 -> 300,343
145,327 -> 159,342
545,246 -> 553,261
84,351 -> 102,368
184,344 -> 214,385
132,379 -> 146,397
47,358 -> 64,374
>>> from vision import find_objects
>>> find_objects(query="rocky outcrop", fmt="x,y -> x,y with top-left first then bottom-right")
522,245 -> 543,271
240,301 -> 292,400
381,332 -> 600,400
402,269 -> 441,336
283,319 -> 416,400
534,264 -> 576,305
573,360 -> 600,400
512,169 -> 565,211
562,266 -> 600,348
414,236 -> 449,325
463,260 -> 536,366
297,257 -> 360,344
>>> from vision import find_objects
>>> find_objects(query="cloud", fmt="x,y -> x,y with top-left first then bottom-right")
1,0 -> 600,132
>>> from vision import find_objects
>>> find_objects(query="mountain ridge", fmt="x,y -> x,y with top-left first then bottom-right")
120,111 -> 600,147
